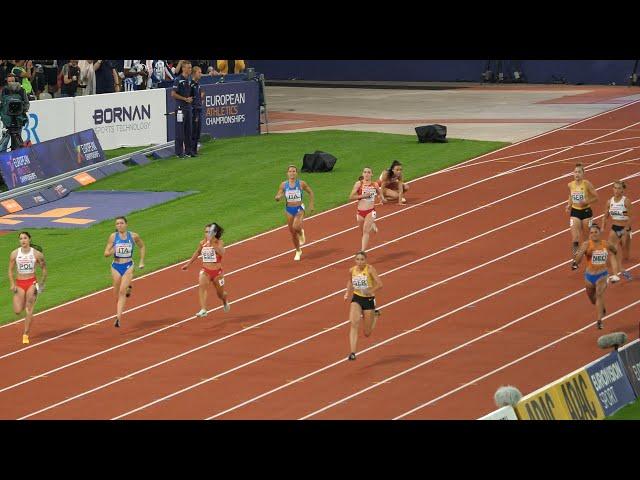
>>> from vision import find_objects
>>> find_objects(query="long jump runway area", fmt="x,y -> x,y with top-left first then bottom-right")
1,100 -> 639,419
0,191 -> 194,230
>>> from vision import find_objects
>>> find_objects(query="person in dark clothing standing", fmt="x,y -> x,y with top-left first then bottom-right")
94,60 -> 119,94
190,66 -> 205,156
171,61 -> 193,158
60,60 -> 80,97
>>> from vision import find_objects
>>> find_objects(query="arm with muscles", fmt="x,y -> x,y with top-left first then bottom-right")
583,181 -> 599,207
103,233 -> 115,258
62,64 -> 73,85
574,241 -> 589,265
602,198 -> 611,231
35,251 -> 47,292
213,239 -> 225,257
343,274 -> 354,301
8,251 -> 17,293
396,175 -> 404,205
565,185 -> 573,213
133,233 -> 146,269
375,182 -> 387,204
112,68 -> 120,92
301,181 -> 315,213
275,182 -> 285,202
367,266 -> 383,296
170,87 -> 193,104
349,181 -> 364,201
607,241 -> 620,274
181,243 -> 203,270
625,198 -> 633,236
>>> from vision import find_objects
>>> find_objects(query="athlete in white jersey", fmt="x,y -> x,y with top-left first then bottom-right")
602,180 -> 633,281
8,232 -> 47,344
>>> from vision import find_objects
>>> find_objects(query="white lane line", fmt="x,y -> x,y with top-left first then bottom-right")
4,98 -> 638,330
7,160 -> 639,406
115,207 -> 639,421
394,298 -> 640,420
302,262 -> 640,419
6,140 -> 629,358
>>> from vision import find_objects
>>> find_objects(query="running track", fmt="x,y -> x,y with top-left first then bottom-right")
1,100 -> 640,419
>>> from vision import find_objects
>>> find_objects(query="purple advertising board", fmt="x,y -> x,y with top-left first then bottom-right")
585,351 -> 637,416
0,129 -> 105,190
166,79 -> 260,142
618,339 -> 640,398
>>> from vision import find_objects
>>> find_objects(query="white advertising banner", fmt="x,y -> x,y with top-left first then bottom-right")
73,89 -> 167,150
478,405 -> 518,420
0,97 -> 75,145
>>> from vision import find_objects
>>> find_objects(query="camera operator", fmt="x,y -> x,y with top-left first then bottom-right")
11,60 -> 34,99
0,73 -> 30,152
61,60 -> 82,97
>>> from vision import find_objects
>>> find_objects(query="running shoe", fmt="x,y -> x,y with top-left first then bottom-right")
294,249 -> 302,261
348,353 -> 356,361
22,334 -> 29,345
401,197 -> 407,204
114,317 -> 120,328
298,229 -> 306,245
196,309 -> 208,317
571,261 -> 578,271
223,302 -> 230,313
621,270 -> 633,281
609,274 -> 621,283
597,319 -> 603,330
126,285 -> 133,298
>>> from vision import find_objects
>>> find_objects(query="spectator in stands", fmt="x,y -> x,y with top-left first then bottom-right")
0,60 -> 8,87
150,59 -> 174,88
78,60 -> 96,96
123,60 -> 151,91
11,60 -> 34,98
60,60 -> 81,97
216,60 -> 246,75
94,60 -> 119,94
42,60 -> 59,98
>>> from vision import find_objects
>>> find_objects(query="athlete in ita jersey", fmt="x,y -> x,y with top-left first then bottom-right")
343,251 -> 382,361
104,217 -> 146,328
275,165 -> 315,261
602,180 -> 633,282
574,224 -> 619,329
182,222 -> 230,316
566,163 -> 598,271
8,232 -> 47,344
349,167 -> 385,252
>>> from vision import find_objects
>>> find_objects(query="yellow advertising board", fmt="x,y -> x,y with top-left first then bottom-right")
515,384 -> 570,420
555,369 -> 605,420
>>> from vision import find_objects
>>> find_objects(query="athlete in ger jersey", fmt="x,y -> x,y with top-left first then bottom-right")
567,163 -> 598,271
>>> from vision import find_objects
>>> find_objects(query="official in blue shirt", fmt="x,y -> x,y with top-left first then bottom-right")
171,61 -> 193,157
190,66 -> 205,156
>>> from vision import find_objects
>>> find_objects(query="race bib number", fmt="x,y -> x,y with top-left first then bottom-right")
363,186 -> 376,200
352,275 -> 369,290
17,260 -> 35,273
591,250 -> 607,265
371,210 -> 377,219
571,191 -> 585,203
115,243 -> 132,257
218,277 -> 225,287
202,246 -> 218,263
286,189 -> 302,202
610,209 -> 624,217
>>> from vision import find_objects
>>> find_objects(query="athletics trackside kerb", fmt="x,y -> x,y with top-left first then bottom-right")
3,98 -> 638,330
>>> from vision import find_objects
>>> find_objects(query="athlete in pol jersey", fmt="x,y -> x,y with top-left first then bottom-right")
602,180 -> 633,282
104,216 -> 146,328
275,165 -> 315,261
574,224 -> 619,329
349,167 -> 385,252
8,232 -> 47,344
182,222 -> 230,317
567,163 -> 598,271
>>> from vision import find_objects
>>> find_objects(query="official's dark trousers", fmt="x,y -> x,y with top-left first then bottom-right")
191,108 -> 202,155
175,107 -> 193,156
